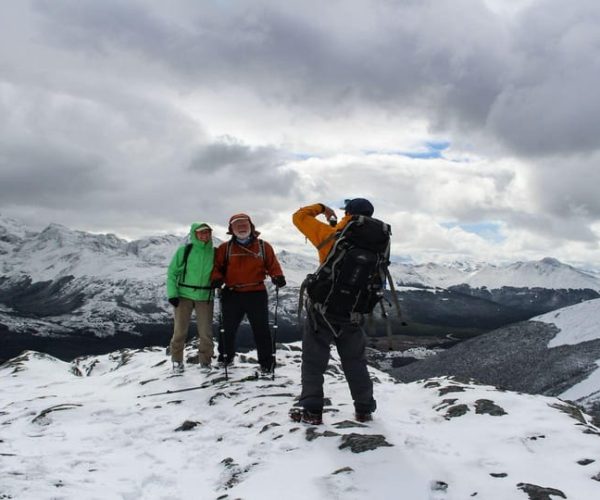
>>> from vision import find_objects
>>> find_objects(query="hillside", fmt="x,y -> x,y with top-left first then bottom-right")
393,298 -> 600,423
1,344 -> 600,499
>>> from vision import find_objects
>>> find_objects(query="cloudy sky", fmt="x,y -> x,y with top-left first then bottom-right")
1,0 -> 599,266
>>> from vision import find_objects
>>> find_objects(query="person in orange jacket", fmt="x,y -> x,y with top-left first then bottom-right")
291,199 -> 377,425
210,213 -> 286,373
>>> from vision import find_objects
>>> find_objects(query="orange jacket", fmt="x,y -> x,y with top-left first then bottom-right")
292,203 -> 352,263
211,237 -> 283,292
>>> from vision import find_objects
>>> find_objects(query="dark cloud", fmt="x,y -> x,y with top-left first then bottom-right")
0,143 -> 110,207
530,153 -> 600,221
24,0 -> 599,158
190,136 -> 285,172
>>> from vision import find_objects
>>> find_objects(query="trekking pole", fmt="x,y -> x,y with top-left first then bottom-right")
272,285 -> 279,380
217,288 -> 228,381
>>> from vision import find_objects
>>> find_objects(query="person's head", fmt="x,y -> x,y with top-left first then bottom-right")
194,224 -> 212,243
190,222 -> 212,243
342,198 -> 374,217
227,213 -> 255,239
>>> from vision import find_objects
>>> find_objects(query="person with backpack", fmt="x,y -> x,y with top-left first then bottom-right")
166,222 -> 215,373
291,198 -> 390,425
210,213 -> 286,374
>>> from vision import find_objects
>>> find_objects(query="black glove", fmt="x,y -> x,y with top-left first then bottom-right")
169,297 -> 179,308
272,275 -> 286,288
211,278 -> 224,289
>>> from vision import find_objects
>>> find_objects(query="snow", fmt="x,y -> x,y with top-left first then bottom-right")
390,258 -> 600,291
536,298 -> 600,348
560,361 -> 600,402
1,345 -> 599,499
535,298 -> 600,405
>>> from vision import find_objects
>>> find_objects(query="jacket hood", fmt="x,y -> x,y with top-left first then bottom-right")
189,222 -> 213,243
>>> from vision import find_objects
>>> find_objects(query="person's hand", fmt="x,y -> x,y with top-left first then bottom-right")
322,205 -> 337,226
322,205 -> 336,220
169,297 -> 180,308
272,275 -> 286,288
211,278 -> 224,289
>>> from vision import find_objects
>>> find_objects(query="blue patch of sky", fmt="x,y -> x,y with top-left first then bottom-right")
441,221 -> 506,244
291,152 -> 320,160
364,140 -> 451,160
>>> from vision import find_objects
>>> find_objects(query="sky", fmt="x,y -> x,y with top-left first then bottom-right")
1,0 -> 600,266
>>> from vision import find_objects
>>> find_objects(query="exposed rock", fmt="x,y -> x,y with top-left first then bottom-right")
306,428 -> 340,442
439,385 -> 468,396
431,480 -> 448,491
338,433 -> 393,453
475,399 -> 507,416
174,420 -> 201,432
332,420 -> 368,429
259,423 -> 281,433
577,458 -> 595,466
516,482 -> 566,499
445,404 -> 470,419
31,403 -> 82,424
332,467 -> 354,475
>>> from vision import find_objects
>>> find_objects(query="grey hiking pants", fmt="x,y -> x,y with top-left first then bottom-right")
299,304 -> 376,414
170,298 -> 214,364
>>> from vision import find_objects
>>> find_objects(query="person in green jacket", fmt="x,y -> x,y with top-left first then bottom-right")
166,222 -> 215,372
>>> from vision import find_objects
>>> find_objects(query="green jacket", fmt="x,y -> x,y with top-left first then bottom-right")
166,222 -> 214,302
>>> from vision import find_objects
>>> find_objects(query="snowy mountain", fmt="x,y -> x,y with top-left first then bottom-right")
1,214 -> 599,362
1,343 -> 599,499
390,257 -> 600,290
393,298 -> 600,424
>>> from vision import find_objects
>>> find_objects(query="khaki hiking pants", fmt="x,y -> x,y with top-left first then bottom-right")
170,298 -> 214,364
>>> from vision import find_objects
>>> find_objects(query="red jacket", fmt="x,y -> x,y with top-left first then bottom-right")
211,237 -> 283,292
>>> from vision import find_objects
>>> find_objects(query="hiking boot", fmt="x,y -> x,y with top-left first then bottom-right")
355,411 -> 372,423
200,363 -> 212,372
172,361 -> 184,373
289,408 -> 323,425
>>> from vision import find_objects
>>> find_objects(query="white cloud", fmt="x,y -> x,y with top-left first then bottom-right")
0,0 -> 599,266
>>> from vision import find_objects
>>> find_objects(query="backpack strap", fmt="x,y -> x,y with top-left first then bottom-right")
181,243 -> 194,283
316,232 -> 337,251
222,238 -> 268,289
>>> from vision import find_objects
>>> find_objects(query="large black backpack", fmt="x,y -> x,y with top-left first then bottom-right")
304,215 -> 392,322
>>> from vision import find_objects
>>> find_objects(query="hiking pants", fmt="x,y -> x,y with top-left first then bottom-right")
219,289 -> 273,371
170,298 -> 214,364
299,305 -> 376,414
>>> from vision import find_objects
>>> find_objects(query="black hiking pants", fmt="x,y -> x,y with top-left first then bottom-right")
299,303 -> 376,415
219,289 -> 273,371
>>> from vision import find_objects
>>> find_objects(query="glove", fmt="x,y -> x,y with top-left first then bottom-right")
211,278 -> 224,289
169,297 -> 179,308
272,275 -> 286,288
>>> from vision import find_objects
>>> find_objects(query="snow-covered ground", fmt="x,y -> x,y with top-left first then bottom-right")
536,298 -> 600,406
1,344 -> 599,499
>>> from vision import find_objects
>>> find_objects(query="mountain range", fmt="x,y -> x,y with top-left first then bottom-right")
1,214 -> 599,362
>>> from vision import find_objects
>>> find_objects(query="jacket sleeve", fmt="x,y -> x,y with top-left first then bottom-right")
210,243 -> 227,282
292,204 -> 334,246
292,203 -> 339,262
166,247 -> 183,299
263,241 -> 284,278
